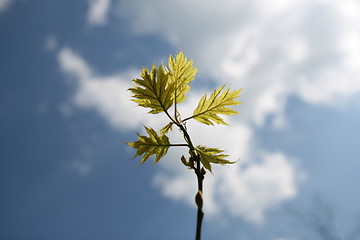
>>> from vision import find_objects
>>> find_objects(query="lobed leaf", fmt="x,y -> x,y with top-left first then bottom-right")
168,51 -> 198,104
190,86 -> 242,125
129,65 -> 175,114
127,126 -> 171,164
196,145 -> 235,172
160,122 -> 174,135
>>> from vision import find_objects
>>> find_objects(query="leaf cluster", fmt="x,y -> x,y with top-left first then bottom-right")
128,126 -> 171,164
127,51 -> 243,172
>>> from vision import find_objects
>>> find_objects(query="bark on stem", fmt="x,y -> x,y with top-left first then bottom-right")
169,112 -> 205,240
194,156 -> 205,240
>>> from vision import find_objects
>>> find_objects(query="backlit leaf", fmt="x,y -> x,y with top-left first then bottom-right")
196,145 -> 235,172
127,126 -> 171,164
129,65 -> 175,114
190,86 -> 242,125
168,51 -> 198,104
160,122 -> 174,135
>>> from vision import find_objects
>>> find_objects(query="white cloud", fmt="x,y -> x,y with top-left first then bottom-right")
117,0 -> 360,126
57,0 -> 360,227
0,0 -> 13,12
56,46 -> 301,224
57,47 -> 147,131
111,0 -> 360,223
153,120 -> 254,217
58,48 -> 91,80
152,118 -> 300,224
87,0 -> 111,26
89,1 -> 360,219
56,46 -> 300,223
217,152 -> 298,223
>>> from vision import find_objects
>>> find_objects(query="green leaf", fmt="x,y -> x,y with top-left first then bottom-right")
129,51 -> 197,115
129,65 -> 175,114
190,86 -> 242,125
127,126 -> 171,164
168,51 -> 198,104
196,145 -> 235,172
160,122 -> 174,135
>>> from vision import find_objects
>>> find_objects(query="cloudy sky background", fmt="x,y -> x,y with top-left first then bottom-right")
1,0 -> 360,239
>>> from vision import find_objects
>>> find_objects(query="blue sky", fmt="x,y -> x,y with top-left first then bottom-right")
1,0 -> 360,239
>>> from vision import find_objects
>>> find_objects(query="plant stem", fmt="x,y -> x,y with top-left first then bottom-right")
177,121 -> 205,239
194,155 -> 205,240
165,108 -> 205,239
177,125 -> 205,240
170,143 -> 190,147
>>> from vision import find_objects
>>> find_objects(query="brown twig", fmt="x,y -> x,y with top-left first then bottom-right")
193,156 -> 205,240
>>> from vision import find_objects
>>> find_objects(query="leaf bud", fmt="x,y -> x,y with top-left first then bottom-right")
195,190 -> 203,210
201,167 -> 206,176
189,157 -> 195,169
181,155 -> 189,166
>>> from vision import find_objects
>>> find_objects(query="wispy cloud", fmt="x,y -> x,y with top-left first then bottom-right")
44,35 -> 58,52
96,0 -> 360,221
117,0 -> 360,126
70,144 -> 95,177
0,0 -> 14,12
60,0 -> 360,223
56,47 -> 301,224
57,47 -> 147,130
152,117 -> 300,224
71,159 -> 92,177
87,0 -> 111,26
